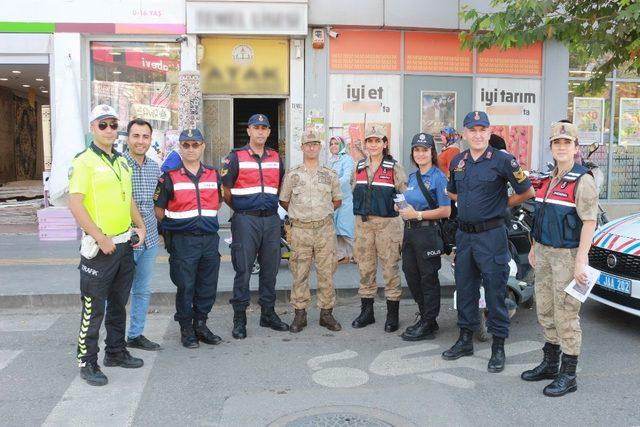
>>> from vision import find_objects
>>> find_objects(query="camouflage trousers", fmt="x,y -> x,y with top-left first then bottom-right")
288,216 -> 337,310
354,215 -> 403,301
534,242 -> 582,356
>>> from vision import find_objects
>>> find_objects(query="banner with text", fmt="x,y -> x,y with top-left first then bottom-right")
474,78 -> 541,169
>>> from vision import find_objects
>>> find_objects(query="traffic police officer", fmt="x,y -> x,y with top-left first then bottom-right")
279,131 -> 343,333
69,104 -> 146,386
350,126 -> 408,332
220,114 -> 289,339
398,133 -> 451,341
522,122 -> 598,397
442,111 -> 534,372
154,128 -> 223,349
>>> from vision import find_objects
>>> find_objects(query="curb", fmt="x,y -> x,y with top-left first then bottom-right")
0,286 -> 456,309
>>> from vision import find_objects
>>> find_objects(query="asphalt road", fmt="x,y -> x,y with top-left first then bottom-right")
1,296 -> 639,426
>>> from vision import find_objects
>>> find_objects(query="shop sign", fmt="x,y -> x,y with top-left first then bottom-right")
474,78 -> 541,169
476,43 -> 543,76
187,1 -> 307,35
125,51 -> 179,73
573,97 -> 605,145
328,74 -> 401,160
329,30 -> 401,72
200,38 -> 289,95
405,32 -> 473,74
131,103 -> 171,122
619,98 -> 640,146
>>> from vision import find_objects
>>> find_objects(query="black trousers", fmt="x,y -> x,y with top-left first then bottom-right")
77,242 -> 135,365
229,212 -> 281,311
168,232 -> 221,328
401,225 -> 442,321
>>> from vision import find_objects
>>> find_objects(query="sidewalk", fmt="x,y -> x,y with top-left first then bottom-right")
0,230 -> 456,308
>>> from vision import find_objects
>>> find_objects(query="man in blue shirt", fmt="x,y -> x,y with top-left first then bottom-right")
124,119 -> 162,351
442,111 -> 534,373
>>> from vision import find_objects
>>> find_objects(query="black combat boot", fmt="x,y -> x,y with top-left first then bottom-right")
442,328 -> 474,360
404,304 -> 425,335
80,361 -> 108,386
194,319 -> 222,345
260,306 -> 290,331
351,298 -> 375,328
543,354 -> 578,397
180,326 -> 199,348
103,349 -> 144,368
401,316 -> 438,341
521,342 -> 561,381
289,309 -> 307,333
232,310 -> 247,339
488,336 -> 506,373
384,300 -> 400,332
319,308 -> 342,331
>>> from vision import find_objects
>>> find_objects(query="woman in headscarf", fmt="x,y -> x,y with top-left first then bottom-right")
327,136 -> 355,263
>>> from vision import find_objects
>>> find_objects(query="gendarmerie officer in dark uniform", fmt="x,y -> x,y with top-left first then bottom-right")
442,111 -> 534,372
220,114 -> 289,339
154,129 -> 223,349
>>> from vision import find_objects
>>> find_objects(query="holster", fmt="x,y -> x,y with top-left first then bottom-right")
163,230 -> 173,254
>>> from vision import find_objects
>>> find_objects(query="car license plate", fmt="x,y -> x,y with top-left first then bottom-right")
597,272 -> 632,295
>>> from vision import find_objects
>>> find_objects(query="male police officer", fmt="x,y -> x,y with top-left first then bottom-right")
69,104 -> 146,386
154,129 -> 223,349
220,114 -> 288,339
279,131 -> 343,333
443,111 -> 534,373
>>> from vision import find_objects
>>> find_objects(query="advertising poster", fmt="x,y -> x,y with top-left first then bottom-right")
573,97 -> 605,145
619,98 -> 640,146
474,78 -> 541,169
329,74 -> 401,160
421,91 -> 456,140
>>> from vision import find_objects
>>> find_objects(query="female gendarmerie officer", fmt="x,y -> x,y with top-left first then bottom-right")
522,121 -> 598,397
397,133 -> 451,341
351,126 -> 407,332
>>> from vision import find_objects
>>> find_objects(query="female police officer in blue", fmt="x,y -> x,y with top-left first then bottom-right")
442,111 -> 534,373
397,133 -> 451,341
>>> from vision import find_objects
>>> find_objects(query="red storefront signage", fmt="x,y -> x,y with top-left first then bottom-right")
124,51 -> 179,73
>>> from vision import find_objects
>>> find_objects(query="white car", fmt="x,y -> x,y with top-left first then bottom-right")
588,212 -> 640,317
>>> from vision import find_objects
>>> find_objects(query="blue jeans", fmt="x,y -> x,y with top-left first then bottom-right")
127,244 -> 159,338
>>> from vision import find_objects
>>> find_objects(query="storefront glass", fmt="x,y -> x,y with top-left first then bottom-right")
90,41 -> 181,161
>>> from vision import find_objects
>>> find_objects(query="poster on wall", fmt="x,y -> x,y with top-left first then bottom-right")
573,97 -> 604,145
474,78 -> 541,169
619,98 -> 640,146
329,74 -> 401,160
421,91 -> 456,140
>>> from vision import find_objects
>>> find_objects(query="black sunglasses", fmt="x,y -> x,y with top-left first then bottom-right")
98,121 -> 119,130
180,141 -> 203,149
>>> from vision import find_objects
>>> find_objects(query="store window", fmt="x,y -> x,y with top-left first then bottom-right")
568,58 -> 640,201
90,41 -> 181,161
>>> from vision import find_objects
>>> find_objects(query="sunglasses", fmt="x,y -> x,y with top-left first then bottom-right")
180,141 -> 203,149
98,121 -> 119,131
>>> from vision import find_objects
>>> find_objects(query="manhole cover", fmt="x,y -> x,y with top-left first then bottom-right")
269,406 -> 415,427
283,412 -> 390,426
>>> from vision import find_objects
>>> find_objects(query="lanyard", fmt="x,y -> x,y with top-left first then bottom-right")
98,153 -> 126,201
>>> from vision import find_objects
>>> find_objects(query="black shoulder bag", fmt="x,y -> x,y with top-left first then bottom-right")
415,174 -> 457,255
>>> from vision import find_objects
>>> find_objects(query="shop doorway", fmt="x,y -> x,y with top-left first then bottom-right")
233,98 -> 286,158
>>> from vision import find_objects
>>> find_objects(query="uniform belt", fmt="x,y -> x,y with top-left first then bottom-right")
174,231 -> 208,236
111,230 -> 132,244
290,215 -> 333,229
238,209 -> 278,217
457,218 -> 505,234
405,219 -> 439,229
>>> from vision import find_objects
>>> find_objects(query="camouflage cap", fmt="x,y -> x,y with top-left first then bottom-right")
364,125 -> 387,141
550,122 -> 578,142
301,130 -> 322,144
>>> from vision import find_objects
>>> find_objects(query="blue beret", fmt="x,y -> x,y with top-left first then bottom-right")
247,114 -> 270,128
411,132 -> 435,148
463,111 -> 490,128
179,128 -> 204,142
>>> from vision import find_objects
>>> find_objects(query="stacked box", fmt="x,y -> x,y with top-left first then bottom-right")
37,207 -> 81,241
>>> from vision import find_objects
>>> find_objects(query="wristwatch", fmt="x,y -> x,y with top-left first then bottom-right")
416,211 -> 423,221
